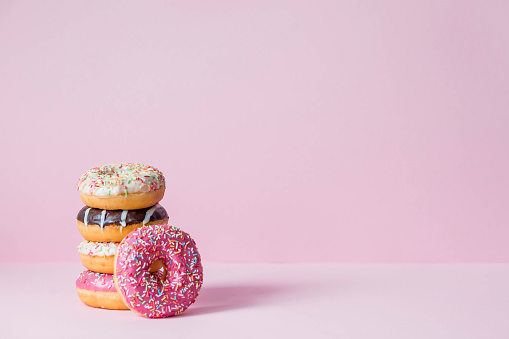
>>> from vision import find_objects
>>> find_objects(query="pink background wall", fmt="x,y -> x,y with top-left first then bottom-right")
1,1 -> 508,263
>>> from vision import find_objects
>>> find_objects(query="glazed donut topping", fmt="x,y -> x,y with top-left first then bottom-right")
77,163 -> 165,196
77,204 -> 169,231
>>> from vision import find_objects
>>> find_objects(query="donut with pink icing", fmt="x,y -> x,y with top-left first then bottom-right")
114,224 -> 203,318
76,270 -> 129,310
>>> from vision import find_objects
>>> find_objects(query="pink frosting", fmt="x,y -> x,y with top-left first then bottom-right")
115,224 -> 203,318
76,270 -> 116,292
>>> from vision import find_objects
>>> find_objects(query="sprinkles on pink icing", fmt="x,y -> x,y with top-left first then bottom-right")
76,270 -> 116,292
77,163 -> 165,196
115,224 -> 203,318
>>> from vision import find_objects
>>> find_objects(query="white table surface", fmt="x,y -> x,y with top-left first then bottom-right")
1,263 -> 508,338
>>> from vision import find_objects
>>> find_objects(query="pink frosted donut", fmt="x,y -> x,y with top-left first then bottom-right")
114,224 -> 203,318
76,270 -> 128,310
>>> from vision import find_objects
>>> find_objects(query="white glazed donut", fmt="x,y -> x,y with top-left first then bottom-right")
78,241 -> 118,274
77,163 -> 165,210
78,240 -> 163,274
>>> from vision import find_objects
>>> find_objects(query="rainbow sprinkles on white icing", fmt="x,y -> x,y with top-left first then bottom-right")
78,240 -> 118,257
77,163 -> 165,196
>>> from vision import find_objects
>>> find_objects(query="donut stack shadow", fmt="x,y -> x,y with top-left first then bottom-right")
75,168 -> 168,310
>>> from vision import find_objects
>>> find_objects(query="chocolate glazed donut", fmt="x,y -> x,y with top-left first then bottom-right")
76,204 -> 169,242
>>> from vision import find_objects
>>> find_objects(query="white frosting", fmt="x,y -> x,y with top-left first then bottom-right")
83,207 -> 91,226
77,163 -> 165,196
143,205 -> 158,225
120,210 -> 128,232
100,209 -> 106,231
77,240 -> 118,257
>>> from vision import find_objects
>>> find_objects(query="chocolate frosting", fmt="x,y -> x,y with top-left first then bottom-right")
77,204 -> 169,227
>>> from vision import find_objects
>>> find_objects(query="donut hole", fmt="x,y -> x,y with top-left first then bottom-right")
151,260 -> 167,283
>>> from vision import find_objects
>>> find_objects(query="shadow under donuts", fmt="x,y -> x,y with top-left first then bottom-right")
180,283 -> 303,317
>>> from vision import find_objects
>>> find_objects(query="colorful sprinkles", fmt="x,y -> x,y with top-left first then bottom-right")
115,224 -> 203,318
77,163 -> 165,196
76,270 -> 116,292
77,240 -> 117,257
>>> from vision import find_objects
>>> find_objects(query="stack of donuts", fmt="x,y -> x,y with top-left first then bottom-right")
75,163 -> 203,318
